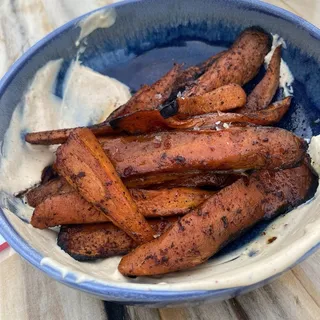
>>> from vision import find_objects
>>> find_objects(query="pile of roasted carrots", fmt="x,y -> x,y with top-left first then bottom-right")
24,27 -> 317,276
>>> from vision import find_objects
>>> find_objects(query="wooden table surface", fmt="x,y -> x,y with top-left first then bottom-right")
0,0 -> 320,319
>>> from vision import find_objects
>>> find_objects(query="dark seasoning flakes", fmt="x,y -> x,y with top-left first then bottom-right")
22,26 -> 318,278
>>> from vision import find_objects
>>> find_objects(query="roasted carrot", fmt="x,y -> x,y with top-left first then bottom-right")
241,45 -> 282,112
58,217 -> 178,261
109,109 -> 169,134
118,163 -> 316,276
26,178 -> 73,208
239,97 -> 291,124
165,97 -> 292,129
173,51 -> 226,92
24,121 -> 117,145
131,188 -> 213,217
99,127 -> 307,177
31,188 -> 213,228
55,128 -> 154,244
26,172 -> 231,208
123,171 -> 234,189
176,84 -> 246,117
26,55 -> 230,145
27,95 -> 290,144
110,96 -> 290,134
184,27 -> 272,96
32,192 -> 108,228
25,64 -> 181,145
107,64 -> 182,120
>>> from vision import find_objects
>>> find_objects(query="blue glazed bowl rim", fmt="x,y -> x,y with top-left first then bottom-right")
0,0 -> 319,303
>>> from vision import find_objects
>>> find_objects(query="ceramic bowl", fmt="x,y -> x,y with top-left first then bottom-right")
1,0 -> 320,307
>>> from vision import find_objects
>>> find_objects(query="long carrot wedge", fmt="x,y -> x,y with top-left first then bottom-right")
99,127 -> 307,177
241,45 -> 282,112
58,217 -> 178,261
30,188 -> 213,229
118,163 -> 316,276
26,172 -> 232,208
166,97 -> 292,129
26,178 -> 72,207
123,171 -> 235,189
24,121 -> 117,145
184,27 -> 272,96
131,188 -> 213,217
110,97 -> 291,134
55,128 -> 154,244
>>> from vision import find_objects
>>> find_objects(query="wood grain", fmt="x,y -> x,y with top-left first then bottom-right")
0,254 -> 106,320
1,252 -> 320,320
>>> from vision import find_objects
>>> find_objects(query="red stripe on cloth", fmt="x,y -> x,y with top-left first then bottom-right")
0,242 -> 9,252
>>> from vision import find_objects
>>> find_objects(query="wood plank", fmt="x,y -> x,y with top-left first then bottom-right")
159,308 -> 189,320
292,251 -> 320,307
2,252 -> 320,320
159,301 -> 242,320
126,306 -> 161,320
158,253 -> 320,320
0,254 -> 106,320
281,0 -> 320,26
260,0 -> 293,12
262,0 -> 320,27
234,269 -> 320,320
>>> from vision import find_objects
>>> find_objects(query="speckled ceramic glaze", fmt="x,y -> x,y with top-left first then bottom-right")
1,0 -> 320,307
